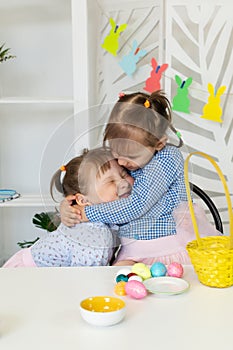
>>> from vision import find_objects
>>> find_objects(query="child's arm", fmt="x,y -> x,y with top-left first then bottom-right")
84,172 -> 156,224
85,152 -> 183,224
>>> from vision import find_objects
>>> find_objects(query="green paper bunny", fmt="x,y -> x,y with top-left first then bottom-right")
102,18 -> 127,56
172,75 -> 193,113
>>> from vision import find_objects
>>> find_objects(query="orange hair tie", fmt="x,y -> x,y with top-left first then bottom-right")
144,99 -> 150,108
60,165 -> 66,171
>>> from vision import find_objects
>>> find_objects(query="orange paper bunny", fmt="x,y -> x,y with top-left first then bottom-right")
144,58 -> 168,93
201,83 -> 226,123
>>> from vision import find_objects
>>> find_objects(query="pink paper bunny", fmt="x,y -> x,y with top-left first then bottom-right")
144,58 -> 168,93
119,40 -> 147,76
102,18 -> 127,56
200,83 -> 226,123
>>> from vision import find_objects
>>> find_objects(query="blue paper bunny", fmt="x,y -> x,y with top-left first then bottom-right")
119,40 -> 147,76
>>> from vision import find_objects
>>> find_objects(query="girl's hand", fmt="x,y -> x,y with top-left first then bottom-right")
60,195 -> 81,227
74,203 -> 89,222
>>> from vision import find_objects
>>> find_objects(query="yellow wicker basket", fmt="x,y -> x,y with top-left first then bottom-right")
185,152 -> 233,288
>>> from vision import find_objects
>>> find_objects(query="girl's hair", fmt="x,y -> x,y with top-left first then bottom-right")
103,90 -> 183,148
50,147 -> 114,202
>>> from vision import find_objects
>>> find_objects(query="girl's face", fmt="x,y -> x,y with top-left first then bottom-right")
86,160 -> 134,204
109,139 -> 157,171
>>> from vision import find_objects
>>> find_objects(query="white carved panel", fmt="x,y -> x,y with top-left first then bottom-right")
164,0 -> 233,231
86,0 -> 163,148
84,0 -> 232,232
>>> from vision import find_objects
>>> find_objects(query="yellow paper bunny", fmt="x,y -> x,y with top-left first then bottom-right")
102,18 -> 127,56
201,83 -> 226,123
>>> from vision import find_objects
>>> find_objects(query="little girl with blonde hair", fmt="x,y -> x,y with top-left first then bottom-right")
3,148 -> 134,267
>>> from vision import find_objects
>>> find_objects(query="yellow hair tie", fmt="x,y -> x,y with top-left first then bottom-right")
60,165 -> 66,171
144,99 -> 150,108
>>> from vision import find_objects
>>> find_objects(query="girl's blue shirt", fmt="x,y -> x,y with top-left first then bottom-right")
85,145 -> 187,240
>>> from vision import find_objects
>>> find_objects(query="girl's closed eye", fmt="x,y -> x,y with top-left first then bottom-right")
106,177 -> 116,184
121,170 -> 128,178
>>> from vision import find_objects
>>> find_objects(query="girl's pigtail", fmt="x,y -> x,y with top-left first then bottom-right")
50,167 -> 65,202
167,124 -> 183,148
150,91 -> 182,147
150,90 -> 172,122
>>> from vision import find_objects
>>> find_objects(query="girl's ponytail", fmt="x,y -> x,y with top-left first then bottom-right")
167,124 -> 184,148
50,168 -> 65,202
150,90 -> 172,122
150,91 -> 183,148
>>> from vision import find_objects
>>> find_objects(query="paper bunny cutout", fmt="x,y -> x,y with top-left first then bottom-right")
102,18 -> 127,56
200,83 -> 226,123
144,58 -> 168,93
119,40 -> 147,76
172,75 -> 193,113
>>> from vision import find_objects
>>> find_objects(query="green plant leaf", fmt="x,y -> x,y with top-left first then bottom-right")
17,237 -> 40,249
0,43 -> 16,63
32,211 -> 60,232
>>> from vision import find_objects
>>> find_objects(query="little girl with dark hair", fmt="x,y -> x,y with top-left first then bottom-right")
60,91 -> 220,265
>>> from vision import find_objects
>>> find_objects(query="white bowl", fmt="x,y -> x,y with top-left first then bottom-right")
80,296 -> 126,326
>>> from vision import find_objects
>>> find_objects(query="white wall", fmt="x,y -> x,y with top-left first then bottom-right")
0,0 -> 74,263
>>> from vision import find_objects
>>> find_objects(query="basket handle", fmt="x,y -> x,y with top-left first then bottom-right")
184,152 -> 233,249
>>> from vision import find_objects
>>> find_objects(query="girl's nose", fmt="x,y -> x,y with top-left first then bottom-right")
118,158 -> 128,167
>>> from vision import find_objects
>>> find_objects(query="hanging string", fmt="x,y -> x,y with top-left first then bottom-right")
95,0 -> 232,97
96,0 -> 133,53
162,73 -> 232,97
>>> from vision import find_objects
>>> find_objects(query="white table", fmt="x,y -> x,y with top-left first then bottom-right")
0,265 -> 233,350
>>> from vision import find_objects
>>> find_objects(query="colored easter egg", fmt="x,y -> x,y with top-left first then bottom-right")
114,281 -> 127,296
128,275 -> 143,282
132,263 -> 151,280
167,262 -> 183,278
116,268 -> 131,277
127,272 -> 137,278
125,280 -> 147,299
150,262 -> 167,277
116,274 -> 128,283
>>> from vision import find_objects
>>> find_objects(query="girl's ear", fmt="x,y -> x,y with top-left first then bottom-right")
155,136 -> 168,151
75,193 -> 91,206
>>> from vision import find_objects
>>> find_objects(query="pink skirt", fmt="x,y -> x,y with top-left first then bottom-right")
2,248 -> 37,268
115,203 -> 222,265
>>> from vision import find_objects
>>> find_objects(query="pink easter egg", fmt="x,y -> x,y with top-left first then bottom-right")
167,262 -> 183,278
125,280 -> 147,299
